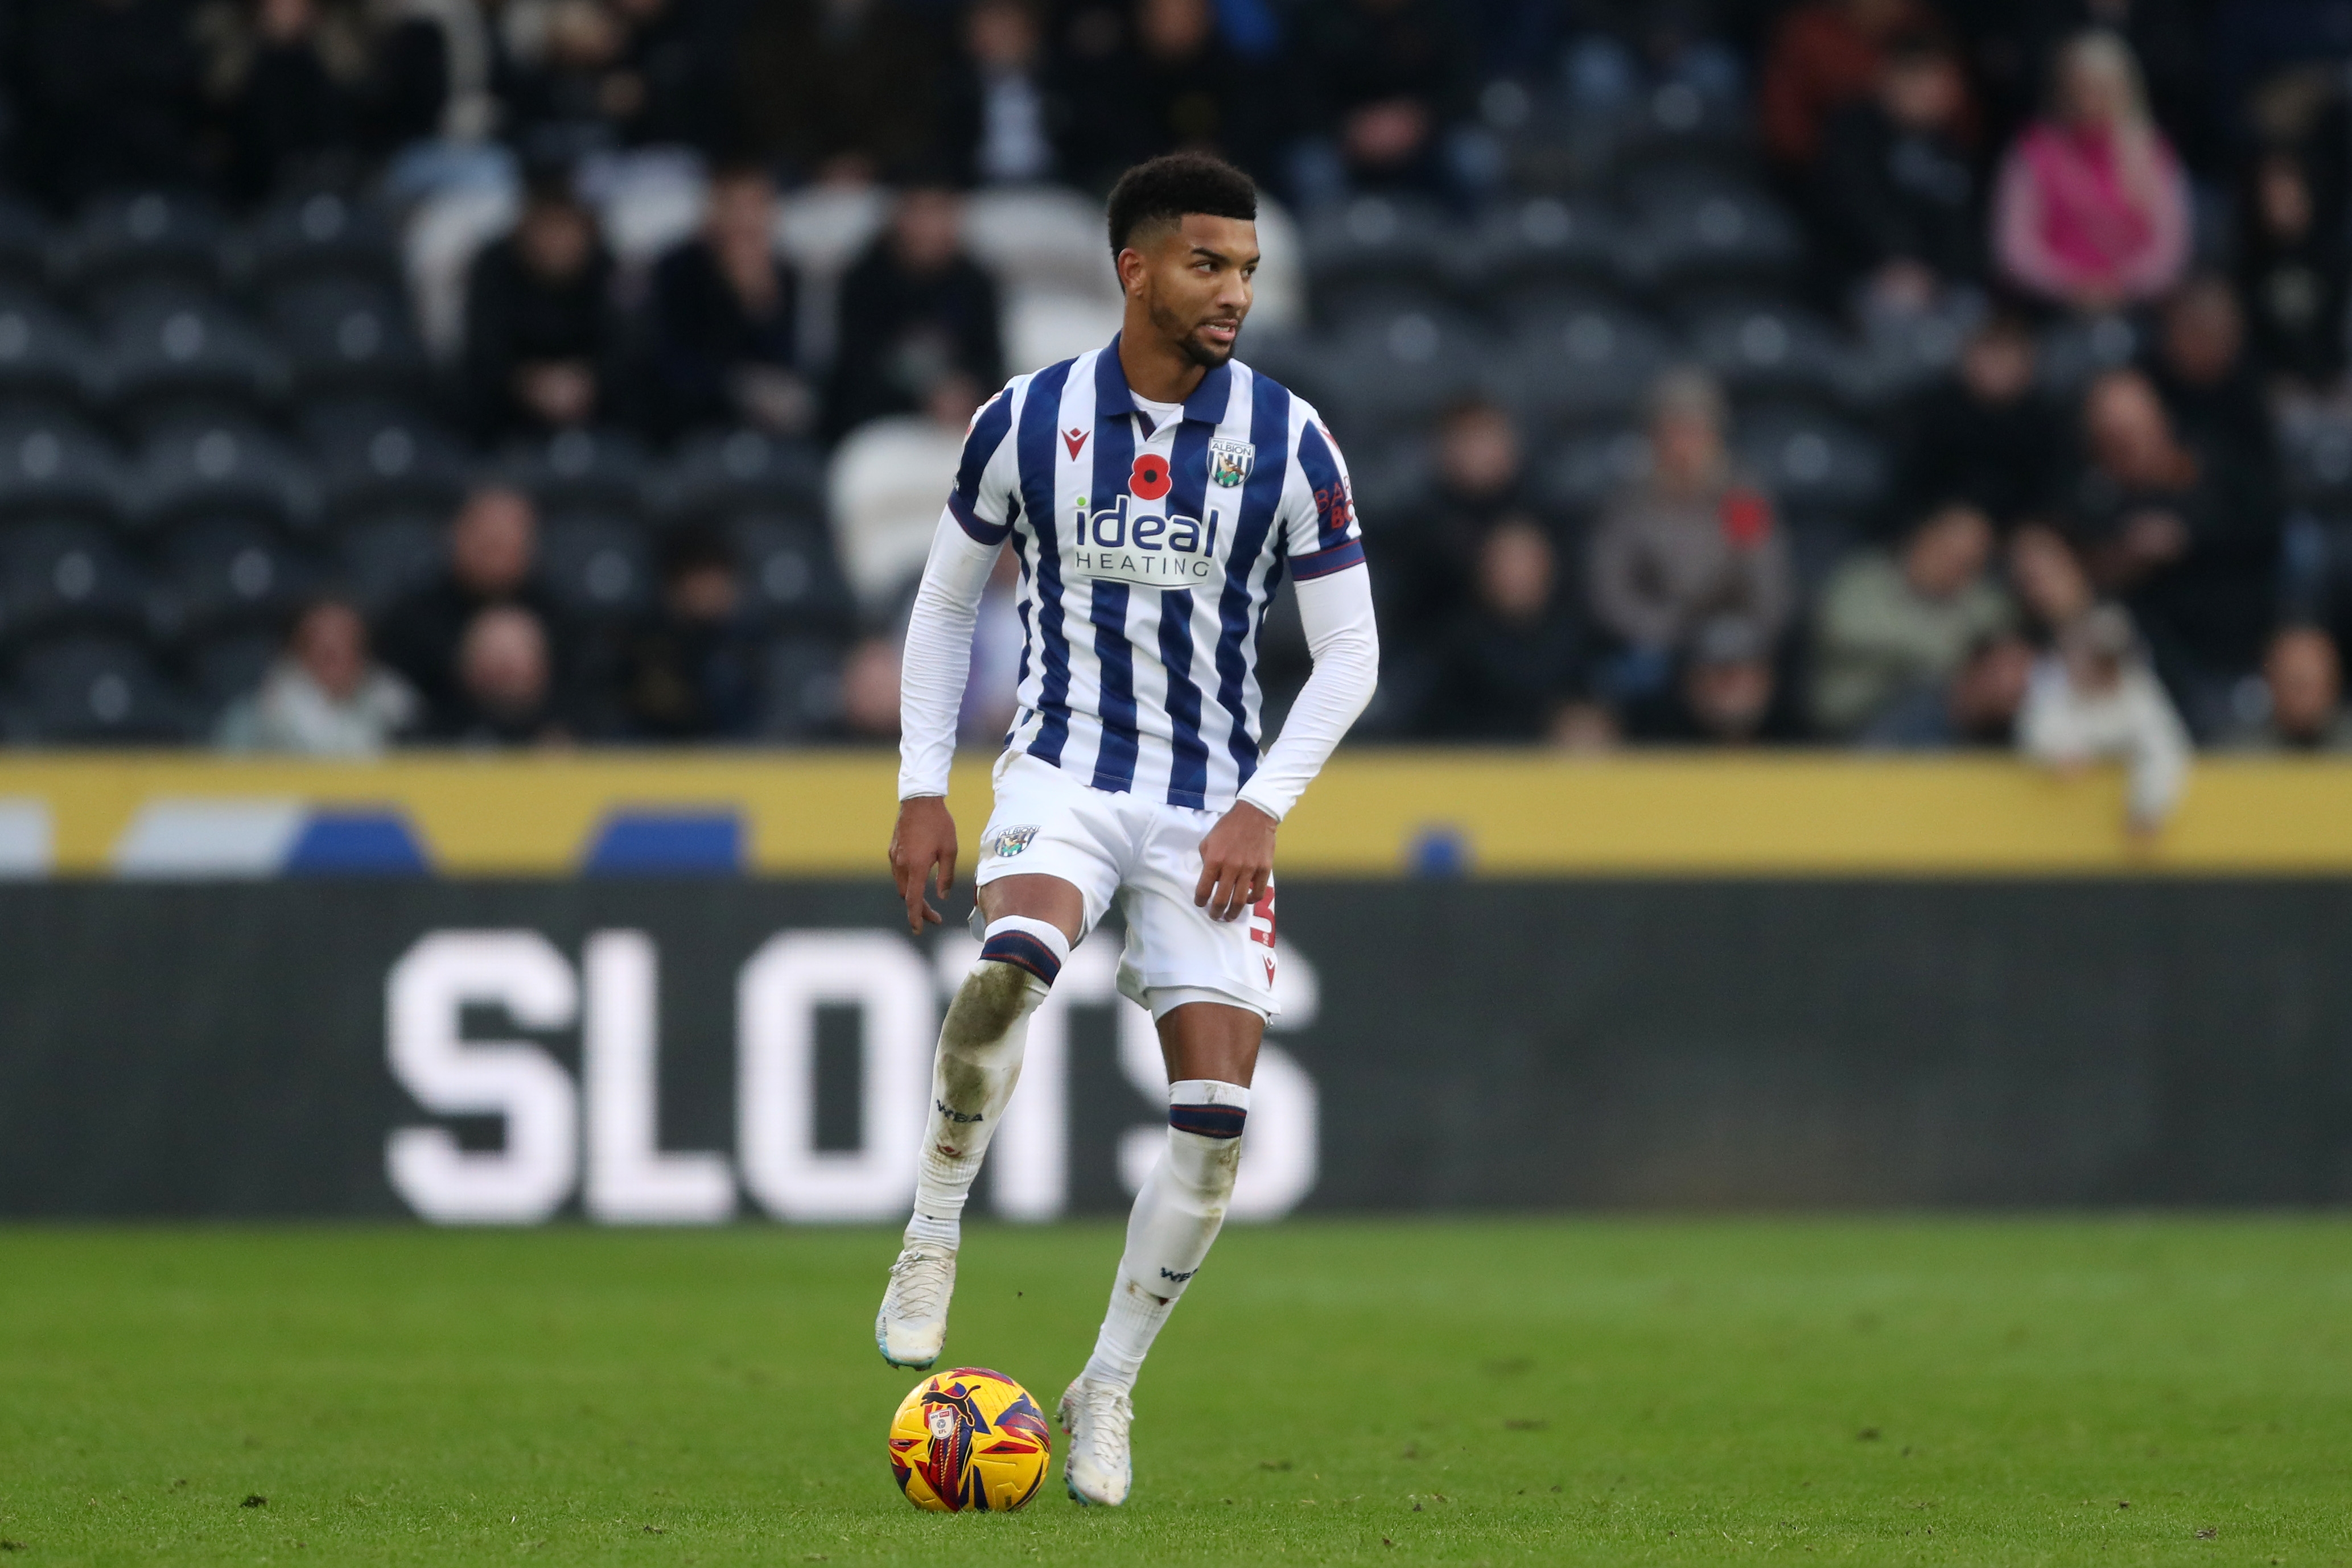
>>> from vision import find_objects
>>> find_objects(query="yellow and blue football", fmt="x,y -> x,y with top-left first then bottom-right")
887,1366 -> 1051,1512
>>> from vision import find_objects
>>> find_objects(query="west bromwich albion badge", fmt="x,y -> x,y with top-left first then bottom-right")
1208,436 -> 1254,487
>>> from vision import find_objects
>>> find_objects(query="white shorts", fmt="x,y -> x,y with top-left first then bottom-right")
973,750 -> 1279,1022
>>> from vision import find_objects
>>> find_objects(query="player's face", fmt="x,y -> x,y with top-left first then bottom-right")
1131,214 -> 1258,369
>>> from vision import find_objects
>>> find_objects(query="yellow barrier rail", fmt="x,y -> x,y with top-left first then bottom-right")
4,749 -> 2352,875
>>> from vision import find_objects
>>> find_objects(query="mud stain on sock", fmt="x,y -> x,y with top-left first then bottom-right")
943,960 -> 1034,1050
928,962 -> 1037,1158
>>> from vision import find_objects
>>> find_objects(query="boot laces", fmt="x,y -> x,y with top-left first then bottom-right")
884,1242 -> 953,1321
1067,1380 -> 1133,1468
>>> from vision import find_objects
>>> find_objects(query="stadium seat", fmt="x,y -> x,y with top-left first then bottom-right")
304,400 -> 472,524
0,518 -> 151,643
0,413 -> 127,525
2036,312 -> 2140,397
1475,196 -> 1625,300
1005,287 -> 1124,378
1537,424 -> 1651,515
1684,298 -> 1856,407
1782,513 -> 1862,596
774,183 -> 889,279
1227,324 -> 1317,408
1620,178 -> 1804,296
184,628 -> 282,720
336,509 -> 447,613
65,192 -> 229,308
1491,85 -> 1623,196
8,634 -> 186,742
1317,278 -> 1461,337
1341,440 -> 1432,535
773,184 -> 888,367
756,634 -> 845,740
0,197 -> 53,294
827,413 -> 963,610
963,187 -> 1119,304
0,289 -> 101,413
1732,402 -> 1890,520
655,428 -> 825,527
1301,195 -> 1467,318
580,147 -> 706,271
2279,411 -> 2352,509
237,189 -> 403,294
1247,195 -> 1308,335
1607,85 -> 1755,187
401,179 -> 519,361
132,418 -> 318,534
1490,296 -> 1676,427
269,277 -> 429,399
537,511 -> 652,621
503,427 -> 650,517
1850,301 -> 1977,403
95,288 -> 286,427
727,511 -> 856,638
156,518 -> 320,639
1297,303 -> 1494,440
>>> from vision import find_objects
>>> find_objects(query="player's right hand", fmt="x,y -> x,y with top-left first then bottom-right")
889,796 -> 958,935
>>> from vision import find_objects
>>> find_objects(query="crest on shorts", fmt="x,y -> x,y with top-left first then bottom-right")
986,824 -> 1040,859
1207,436 -> 1255,488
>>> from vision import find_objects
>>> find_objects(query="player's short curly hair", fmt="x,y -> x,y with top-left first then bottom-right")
1106,153 -> 1258,255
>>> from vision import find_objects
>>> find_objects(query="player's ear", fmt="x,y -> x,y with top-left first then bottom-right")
1115,246 -> 1147,297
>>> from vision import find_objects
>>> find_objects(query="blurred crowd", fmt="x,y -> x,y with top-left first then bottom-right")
2,0 -> 2351,826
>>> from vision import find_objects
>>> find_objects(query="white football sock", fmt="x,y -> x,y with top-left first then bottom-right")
907,915 -> 1069,1243
1081,1079 -> 1249,1390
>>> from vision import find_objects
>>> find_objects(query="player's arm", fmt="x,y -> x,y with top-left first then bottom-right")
1196,550 -> 1379,922
1197,416 -> 1378,921
892,386 -> 1021,933
892,511 -> 1000,931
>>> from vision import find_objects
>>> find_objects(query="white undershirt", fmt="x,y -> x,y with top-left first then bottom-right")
1129,395 -> 1184,436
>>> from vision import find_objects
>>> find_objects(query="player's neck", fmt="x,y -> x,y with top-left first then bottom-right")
1118,319 -> 1209,406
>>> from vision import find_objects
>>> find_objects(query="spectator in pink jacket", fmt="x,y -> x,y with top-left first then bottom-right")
1993,31 -> 2190,313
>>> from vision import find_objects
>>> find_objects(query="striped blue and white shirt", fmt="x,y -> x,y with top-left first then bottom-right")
923,338 -> 1367,814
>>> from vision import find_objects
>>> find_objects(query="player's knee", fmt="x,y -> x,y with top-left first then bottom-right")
1165,1080 -> 1249,1207
946,916 -> 1071,1047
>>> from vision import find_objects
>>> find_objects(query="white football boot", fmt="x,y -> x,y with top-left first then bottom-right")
874,1240 -> 956,1369
1058,1376 -> 1134,1506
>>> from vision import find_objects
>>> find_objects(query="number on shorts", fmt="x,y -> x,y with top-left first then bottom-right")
1247,885 -> 1276,948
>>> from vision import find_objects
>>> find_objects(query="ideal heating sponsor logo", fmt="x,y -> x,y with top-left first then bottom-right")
1067,451 -> 1229,591
1068,494 -> 1225,591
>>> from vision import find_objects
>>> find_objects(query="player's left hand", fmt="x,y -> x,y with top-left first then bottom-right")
1196,802 -> 1277,922
889,795 -> 958,935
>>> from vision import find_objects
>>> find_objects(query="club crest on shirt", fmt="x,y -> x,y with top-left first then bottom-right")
985,824 -> 1040,859
1207,436 -> 1255,487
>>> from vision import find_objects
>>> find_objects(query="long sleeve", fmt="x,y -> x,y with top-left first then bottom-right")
2017,661 -> 2192,828
1587,501 -> 1677,651
1235,562 -> 1379,823
2114,152 -> 2192,301
1993,142 -> 2069,302
2121,671 -> 2192,827
896,509 -> 1000,800
1736,525 -> 1796,643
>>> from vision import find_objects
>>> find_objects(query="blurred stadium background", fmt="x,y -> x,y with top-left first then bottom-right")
0,0 -> 2348,1219
9,3 -> 2352,1561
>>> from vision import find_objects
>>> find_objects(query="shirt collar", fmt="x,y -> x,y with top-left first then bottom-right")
1093,334 -> 1234,426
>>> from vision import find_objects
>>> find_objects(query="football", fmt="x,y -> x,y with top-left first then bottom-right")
887,1367 -> 1052,1512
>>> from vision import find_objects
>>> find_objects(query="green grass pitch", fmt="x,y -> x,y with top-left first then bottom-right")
1,1218 -> 2347,1565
